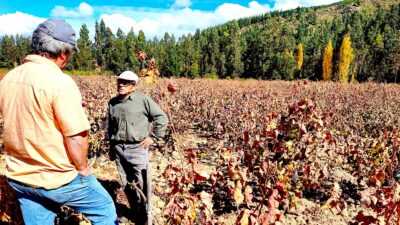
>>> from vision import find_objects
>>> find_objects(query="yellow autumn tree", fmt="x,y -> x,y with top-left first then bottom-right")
338,34 -> 355,83
375,33 -> 384,49
322,39 -> 333,81
296,42 -> 304,71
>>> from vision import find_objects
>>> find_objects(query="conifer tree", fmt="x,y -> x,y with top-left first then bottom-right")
73,24 -> 95,70
242,26 -> 264,79
125,28 -> 138,71
323,39 -> 333,81
179,34 -> 198,78
225,20 -> 242,78
162,32 -> 181,77
209,29 -> 220,76
109,28 -> 127,74
137,30 -> 147,52
15,35 -> 30,65
103,27 -> 115,71
338,34 -> 354,83
94,20 -> 107,70
0,35 -> 16,68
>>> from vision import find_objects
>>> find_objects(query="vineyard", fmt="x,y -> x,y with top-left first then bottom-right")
1,76 -> 400,225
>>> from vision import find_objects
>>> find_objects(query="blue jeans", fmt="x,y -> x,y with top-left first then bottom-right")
7,173 -> 118,225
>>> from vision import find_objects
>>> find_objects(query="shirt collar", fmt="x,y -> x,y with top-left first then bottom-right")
117,92 -> 135,102
128,92 -> 135,100
24,54 -> 62,71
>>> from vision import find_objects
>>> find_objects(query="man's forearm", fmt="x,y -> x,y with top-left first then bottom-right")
65,130 -> 90,174
152,115 -> 169,140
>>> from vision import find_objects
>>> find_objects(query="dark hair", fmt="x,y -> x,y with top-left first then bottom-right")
30,30 -> 74,58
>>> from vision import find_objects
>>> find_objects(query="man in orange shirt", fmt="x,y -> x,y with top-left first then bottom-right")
0,18 -> 117,225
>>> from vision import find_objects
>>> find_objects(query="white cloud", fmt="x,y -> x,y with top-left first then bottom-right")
101,8 -> 215,38
172,0 -> 192,9
0,0 -> 341,39
215,1 -> 271,21
273,0 -> 301,11
100,1 -> 272,38
271,0 -> 341,10
0,11 -> 94,39
99,0 -> 342,39
51,2 -> 94,18
299,0 -> 340,7
0,11 -> 45,36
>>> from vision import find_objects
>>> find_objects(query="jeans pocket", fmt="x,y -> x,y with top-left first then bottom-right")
7,179 -> 22,193
78,173 -> 94,186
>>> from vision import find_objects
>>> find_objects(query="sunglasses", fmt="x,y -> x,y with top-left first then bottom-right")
117,79 -> 136,85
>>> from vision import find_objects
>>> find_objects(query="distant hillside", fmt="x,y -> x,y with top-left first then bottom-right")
236,0 -> 399,28
194,0 -> 400,81
0,0 -> 399,82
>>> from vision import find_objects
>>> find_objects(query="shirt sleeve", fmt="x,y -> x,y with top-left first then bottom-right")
144,96 -> 169,141
52,76 -> 90,137
107,101 -> 113,142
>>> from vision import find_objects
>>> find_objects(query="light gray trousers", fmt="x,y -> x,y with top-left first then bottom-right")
113,143 -> 152,225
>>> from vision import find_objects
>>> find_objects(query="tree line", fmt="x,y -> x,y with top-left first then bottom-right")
0,0 -> 399,82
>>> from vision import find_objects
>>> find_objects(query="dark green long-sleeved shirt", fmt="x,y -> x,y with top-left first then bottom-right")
108,92 -> 168,143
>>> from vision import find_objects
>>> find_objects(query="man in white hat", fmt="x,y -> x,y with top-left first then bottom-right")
108,71 -> 169,225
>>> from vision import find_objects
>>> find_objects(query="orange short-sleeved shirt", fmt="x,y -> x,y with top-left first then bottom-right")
0,55 -> 90,189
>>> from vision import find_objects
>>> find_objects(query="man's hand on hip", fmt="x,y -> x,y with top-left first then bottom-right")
79,166 -> 91,177
139,137 -> 154,149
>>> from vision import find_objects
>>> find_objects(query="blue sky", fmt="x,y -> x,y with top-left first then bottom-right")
0,0 -> 340,39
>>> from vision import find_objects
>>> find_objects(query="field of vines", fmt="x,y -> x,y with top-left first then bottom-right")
1,75 -> 400,225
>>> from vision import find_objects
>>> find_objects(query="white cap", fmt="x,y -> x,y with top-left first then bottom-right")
118,71 -> 139,82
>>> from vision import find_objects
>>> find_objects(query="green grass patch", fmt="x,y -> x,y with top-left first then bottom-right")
203,73 -> 219,80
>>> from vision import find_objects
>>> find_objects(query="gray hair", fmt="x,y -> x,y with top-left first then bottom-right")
30,30 -> 75,58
